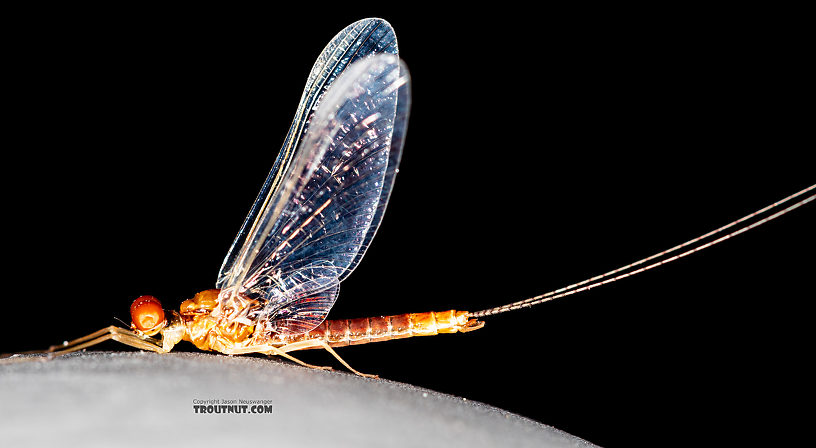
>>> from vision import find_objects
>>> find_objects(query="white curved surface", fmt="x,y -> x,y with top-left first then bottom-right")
0,351 -> 595,447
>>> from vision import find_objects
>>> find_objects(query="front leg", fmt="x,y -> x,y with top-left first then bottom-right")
1,326 -> 166,362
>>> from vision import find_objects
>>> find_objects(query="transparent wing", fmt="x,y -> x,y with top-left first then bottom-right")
217,18 -> 398,288
338,63 -> 409,283
219,54 -> 411,335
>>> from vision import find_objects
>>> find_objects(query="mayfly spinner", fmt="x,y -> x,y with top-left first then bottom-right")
6,18 -> 814,377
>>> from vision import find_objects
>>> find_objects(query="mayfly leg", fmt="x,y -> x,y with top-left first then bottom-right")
219,343 -> 334,372
221,340 -> 376,378
2,326 -> 165,361
280,339 -> 378,379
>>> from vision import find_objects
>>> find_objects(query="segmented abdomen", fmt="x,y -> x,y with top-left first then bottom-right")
276,310 -> 483,348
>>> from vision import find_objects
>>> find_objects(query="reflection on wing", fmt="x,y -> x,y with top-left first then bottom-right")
219,55 -> 411,335
217,18 -> 398,289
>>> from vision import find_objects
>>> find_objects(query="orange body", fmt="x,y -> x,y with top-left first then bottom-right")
275,310 -> 484,349
172,289 -> 483,353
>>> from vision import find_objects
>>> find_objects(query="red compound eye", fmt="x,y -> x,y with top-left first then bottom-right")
130,295 -> 166,332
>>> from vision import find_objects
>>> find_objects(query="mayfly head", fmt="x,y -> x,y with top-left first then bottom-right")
129,295 -> 167,336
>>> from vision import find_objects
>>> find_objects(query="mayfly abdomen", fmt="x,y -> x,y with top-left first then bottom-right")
277,311 -> 484,348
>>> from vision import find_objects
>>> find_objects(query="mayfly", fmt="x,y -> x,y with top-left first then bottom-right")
5,18 -> 813,377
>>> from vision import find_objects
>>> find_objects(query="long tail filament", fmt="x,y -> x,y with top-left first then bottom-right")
469,184 -> 815,318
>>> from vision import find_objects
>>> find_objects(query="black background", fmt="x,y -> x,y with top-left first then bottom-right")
3,5 -> 813,447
